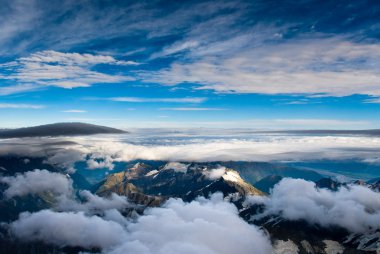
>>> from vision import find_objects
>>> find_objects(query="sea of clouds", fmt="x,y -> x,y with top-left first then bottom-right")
248,178 -> 380,233
1,170 -> 272,254
0,131 -> 380,173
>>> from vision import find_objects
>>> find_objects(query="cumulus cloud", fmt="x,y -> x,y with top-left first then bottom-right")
10,193 -> 272,254
11,210 -> 128,250
0,168 -> 131,216
204,166 -> 226,180
248,178 -> 380,233
0,169 -> 72,198
56,190 -> 130,214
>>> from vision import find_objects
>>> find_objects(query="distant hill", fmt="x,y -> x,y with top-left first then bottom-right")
0,122 -> 127,138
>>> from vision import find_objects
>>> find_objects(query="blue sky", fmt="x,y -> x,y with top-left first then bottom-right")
0,0 -> 380,129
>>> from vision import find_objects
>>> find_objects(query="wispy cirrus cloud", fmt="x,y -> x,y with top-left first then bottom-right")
159,107 -> 226,111
363,97 -> 380,104
141,38 -> 380,97
0,50 -> 135,92
0,103 -> 44,109
109,97 -> 207,103
62,109 -> 87,113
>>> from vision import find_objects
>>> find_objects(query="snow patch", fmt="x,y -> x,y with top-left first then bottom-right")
222,170 -> 243,183
273,240 -> 299,254
323,240 -> 344,254
145,170 -> 159,177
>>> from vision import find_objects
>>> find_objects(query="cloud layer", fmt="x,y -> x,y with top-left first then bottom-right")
0,169 -> 72,198
249,178 -> 380,233
1,133 -> 380,174
10,193 -> 272,254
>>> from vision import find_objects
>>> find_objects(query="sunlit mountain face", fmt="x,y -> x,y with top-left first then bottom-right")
1,0 -> 380,253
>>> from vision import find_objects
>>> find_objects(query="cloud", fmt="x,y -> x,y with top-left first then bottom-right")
109,97 -> 207,103
1,168 -> 131,214
10,193 -> 272,254
0,169 -> 72,198
10,210 -> 128,250
159,107 -> 226,111
56,190 -> 130,214
248,178 -> 380,233
0,103 -> 44,109
86,154 -> 115,170
0,50 -> 134,92
2,133 -> 380,172
141,38 -> 380,97
66,134 -> 380,166
62,109 -> 87,113
0,84 -> 43,95
364,97 -> 380,104
204,167 -> 226,180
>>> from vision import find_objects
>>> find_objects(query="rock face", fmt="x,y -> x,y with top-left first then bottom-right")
316,178 -> 342,191
96,164 -> 164,207
96,162 -> 264,207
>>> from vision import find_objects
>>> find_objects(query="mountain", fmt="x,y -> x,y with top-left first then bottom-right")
97,162 -> 264,207
216,161 -> 324,183
253,175 -> 283,193
0,122 -> 126,138
315,178 -> 342,191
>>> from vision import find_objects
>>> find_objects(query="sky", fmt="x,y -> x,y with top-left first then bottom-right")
0,0 -> 380,129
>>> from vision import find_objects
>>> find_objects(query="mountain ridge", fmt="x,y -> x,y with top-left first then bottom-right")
0,122 -> 127,138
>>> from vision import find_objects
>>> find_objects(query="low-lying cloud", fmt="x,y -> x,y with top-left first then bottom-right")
1,133 -> 380,173
0,169 -> 72,198
248,178 -> 380,233
10,193 -> 272,254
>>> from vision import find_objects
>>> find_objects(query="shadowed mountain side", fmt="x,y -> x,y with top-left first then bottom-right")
0,122 -> 127,138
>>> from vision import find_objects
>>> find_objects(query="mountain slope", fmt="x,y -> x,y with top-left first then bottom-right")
0,122 -> 126,138
97,162 -> 264,206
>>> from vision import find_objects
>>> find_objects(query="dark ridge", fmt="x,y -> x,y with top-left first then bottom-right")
0,122 -> 127,138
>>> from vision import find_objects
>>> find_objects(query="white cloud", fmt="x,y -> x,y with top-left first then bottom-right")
56,190 -> 130,214
109,97 -> 207,103
10,193 -> 272,254
0,50 -> 134,92
1,168 -> 131,214
2,134 -> 380,172
159,107 -> 226,111
62,109 -> 87,113
0,169 -> 72,198
364,97 -> 380,104
17,50 -> 138,66
204,167 -> 226,180
141,39 -> 380,97
11,210 -> 128,250
248,178 -> 380,233
0,84 -> 43,95
66,134 -> 380,165
0,103 -> 44,109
